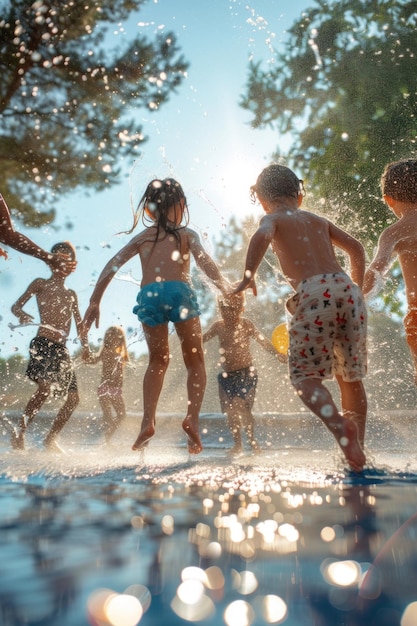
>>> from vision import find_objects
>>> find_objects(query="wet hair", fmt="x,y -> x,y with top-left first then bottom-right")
250,164 -> 305,203
381,159 -> 417,203
102,326 -> 129,363
125,178 -> 189,247
50,241 -> 76,259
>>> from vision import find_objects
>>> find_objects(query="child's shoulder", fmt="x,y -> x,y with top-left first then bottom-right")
27,276 -> 47,291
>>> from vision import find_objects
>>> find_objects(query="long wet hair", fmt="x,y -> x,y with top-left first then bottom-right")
125,178 -> 190,247
101,326 -> 129,364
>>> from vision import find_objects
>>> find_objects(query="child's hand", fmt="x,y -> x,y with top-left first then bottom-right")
83,302 -> 100,332
276,352 -> 288,365
231,274 -> 257,296
81,346 -> 93,363
18,313 -> 34,325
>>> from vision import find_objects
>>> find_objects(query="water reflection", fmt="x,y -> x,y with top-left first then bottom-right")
1,460 -> 417,626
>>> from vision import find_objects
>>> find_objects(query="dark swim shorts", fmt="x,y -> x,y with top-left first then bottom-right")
133,280 -> 201,327
217,366 -> 258,412
26,336 -> 77,397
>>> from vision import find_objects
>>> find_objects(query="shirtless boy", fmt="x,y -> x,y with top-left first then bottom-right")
203,292 -> 286,455
363,159 -> 417,382
234,164 -> 367,472
10,241 -> 88,451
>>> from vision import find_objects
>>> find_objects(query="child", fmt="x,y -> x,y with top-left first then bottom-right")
82,178 -> 228,454
0,191 -> 75,272
83,326 -> 129,442
10,241 -> 88,451
233,164 -> 368,472
203,292 -> 286,455
363,159 -> 417,382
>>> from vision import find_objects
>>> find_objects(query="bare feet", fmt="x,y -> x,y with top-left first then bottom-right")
11,430 -> 25,450
339,419 -> 366,472
182,417 -> 203,454
250,440 -> 261,455
132,425 -> 154,451
44,438 -> 66,453
228,444 -> 243,456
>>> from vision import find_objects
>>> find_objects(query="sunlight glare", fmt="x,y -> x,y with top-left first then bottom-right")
262,594 -> 288,624
224,600 -> 255,626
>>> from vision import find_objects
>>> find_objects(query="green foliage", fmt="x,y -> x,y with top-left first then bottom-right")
0,0 -> 188,226
241,0 -> 417,253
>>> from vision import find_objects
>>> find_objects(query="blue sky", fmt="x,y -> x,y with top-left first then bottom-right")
1,0 -> 309,358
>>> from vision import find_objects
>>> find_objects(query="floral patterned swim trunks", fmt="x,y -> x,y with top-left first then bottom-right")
287,273 -> 367,383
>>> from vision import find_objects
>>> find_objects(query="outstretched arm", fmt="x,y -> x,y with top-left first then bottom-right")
0,193 -> 75,272
202,322 -> 219,343
83,236 -> 141,331
363,229 -> 396,296
189,230 -> 229,294
247,319 -> 288,364
233,217 -> 274,295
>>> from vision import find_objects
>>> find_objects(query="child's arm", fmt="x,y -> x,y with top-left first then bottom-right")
83,235 -> 142,331
363,228 -> 396,296
10,279 -> 42,325
328,222 -> 366,288
202,322 -> 220,343
246,319 -> 288,364
233,216 -> 274,295
188,230 -> 229,294
71,290 -> 90,350
82,348 -> 100,364
0,193 -> 75,271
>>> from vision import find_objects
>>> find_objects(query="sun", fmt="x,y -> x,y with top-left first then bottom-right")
215,153 -> 265,219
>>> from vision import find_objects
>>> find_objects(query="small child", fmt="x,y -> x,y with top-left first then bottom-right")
203,292 -> 286,455
82,178 -> 228,454
234,164 -> 367,472
363,159 -> 417,382
10,241 -> 87,451
83,326 -> 129,442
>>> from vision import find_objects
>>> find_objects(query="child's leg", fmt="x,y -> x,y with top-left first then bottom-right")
99,395 -> 115,441
132,323 -> 170,451
336,376 -> 367,448
404,311 -> 417,383
240,404 -> 261,453
174,316 -> 205,454
225,402 -> 243,454
293,378 -> 366,472
11,382 -> 50,449
44,389 -> 79,450
105,395 -> 126,441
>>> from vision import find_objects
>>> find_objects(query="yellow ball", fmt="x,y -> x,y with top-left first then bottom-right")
271,323 -> 289,355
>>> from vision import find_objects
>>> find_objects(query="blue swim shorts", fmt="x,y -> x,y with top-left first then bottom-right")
133,281 -> 201,327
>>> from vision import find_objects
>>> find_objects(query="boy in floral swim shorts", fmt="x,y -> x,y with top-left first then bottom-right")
234,164 -> 368,472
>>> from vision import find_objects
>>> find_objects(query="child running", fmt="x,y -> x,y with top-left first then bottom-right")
82,178 -> 228,454
203,292 -> 286,455
10,241 -> 87,451
83,326 -> 129,442
233,164 -> 368,472
363,159 -> 417,382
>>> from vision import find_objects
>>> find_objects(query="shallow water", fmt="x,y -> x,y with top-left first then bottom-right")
1,411 -> 417,626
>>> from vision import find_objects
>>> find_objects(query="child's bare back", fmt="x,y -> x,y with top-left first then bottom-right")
244,208 -> 365,292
